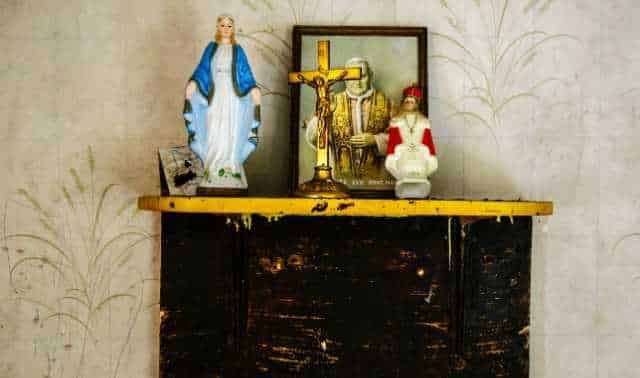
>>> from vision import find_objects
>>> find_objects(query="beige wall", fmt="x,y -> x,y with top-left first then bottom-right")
1,1 -> 638,377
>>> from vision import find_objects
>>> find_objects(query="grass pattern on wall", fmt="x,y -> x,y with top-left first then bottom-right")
237,0 -> 354,99
432,0 -> 576,144
1,147 -> 158,378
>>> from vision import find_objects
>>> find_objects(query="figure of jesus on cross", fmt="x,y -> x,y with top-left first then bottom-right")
289,41 -> 361,198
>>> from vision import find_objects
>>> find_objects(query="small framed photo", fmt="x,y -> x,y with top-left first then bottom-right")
289,25 -> 428,197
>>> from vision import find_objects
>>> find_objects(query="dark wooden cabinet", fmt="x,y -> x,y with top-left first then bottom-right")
158,213 -> 532,378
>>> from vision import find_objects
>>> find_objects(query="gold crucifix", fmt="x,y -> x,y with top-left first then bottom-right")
288,40 -> 361,198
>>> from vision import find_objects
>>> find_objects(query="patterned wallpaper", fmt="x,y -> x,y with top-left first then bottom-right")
1,1 -> 639,377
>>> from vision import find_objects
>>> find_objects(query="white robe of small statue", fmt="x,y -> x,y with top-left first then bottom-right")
385,86 -> 438,198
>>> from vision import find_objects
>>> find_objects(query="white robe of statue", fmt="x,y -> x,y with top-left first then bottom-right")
385,113 -> 438,198
201,44 -> 252,189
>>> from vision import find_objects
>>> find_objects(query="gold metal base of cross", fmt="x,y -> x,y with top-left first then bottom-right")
294,165 -> 350,199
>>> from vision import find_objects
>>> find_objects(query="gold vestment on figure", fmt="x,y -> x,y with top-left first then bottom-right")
331,91 -> 392,182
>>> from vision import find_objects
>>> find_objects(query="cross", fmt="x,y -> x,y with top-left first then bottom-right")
289,41 -> 361,169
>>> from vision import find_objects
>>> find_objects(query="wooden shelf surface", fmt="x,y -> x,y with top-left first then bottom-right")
138,196 -> 553,217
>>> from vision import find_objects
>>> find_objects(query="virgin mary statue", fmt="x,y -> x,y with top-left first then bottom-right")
184,14 -> 261,193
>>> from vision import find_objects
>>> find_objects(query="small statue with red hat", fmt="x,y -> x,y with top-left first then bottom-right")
385,84 -> 438,198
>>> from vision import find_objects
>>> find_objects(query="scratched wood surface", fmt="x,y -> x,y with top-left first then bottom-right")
160,213 -> 241,377
458,217 -> 532,377
246,216 -> 451,377
158,214 -> 532,377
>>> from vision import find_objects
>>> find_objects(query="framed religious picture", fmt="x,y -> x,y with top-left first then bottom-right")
289,25 -> 428,198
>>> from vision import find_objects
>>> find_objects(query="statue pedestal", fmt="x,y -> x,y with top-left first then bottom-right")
294,165 -> 349,199
140,196 -> 552,377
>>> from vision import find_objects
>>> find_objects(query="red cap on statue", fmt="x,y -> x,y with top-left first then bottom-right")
402,85 -> 423,101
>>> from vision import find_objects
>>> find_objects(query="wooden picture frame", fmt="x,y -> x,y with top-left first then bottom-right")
289,25 -> 428,198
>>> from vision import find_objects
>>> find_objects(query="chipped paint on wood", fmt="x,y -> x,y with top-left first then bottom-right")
138,196 -> 553,217
246,216 -> 451,377
459,217 -> 532,377
159,213 -> 533,377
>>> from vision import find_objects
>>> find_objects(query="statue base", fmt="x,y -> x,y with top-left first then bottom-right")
394,178 -> 432,199
294,166 -> 350,199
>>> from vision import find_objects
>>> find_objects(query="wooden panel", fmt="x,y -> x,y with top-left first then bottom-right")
245,217 -> 452,377
157,214 -> 534,377
160,213 -> 241,377
458,218 -> 532,377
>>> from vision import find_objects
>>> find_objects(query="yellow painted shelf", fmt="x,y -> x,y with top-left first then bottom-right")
138,196 -> 553,217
